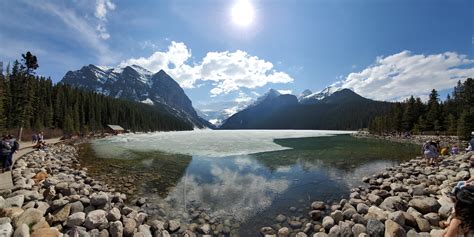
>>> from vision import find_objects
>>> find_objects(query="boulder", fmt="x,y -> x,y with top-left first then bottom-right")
352,223 -> 366,236
328,225 -> 341,237
30,228 -> 60,237
384,219 -> 406,237
311,201 -> 326,210
123,218 -> 137,236
408,197 -> 440,214
322,216 -> 335,230
278,227 -> 289,237
4,196 -> 24,208
107,207 -> 121,222
167,220 -> 180,233
13,223 -> 29,237
275,214 -> 286,223
90,192 -> 109,206
84,210 -> 108,230
367,219 -> 384,237
356,203 -> 369,214
66,212 -> 86,227
109,221 -> 123,237
379,196 -> 406,212
12,208 -> 43,228
0,221 -> 13,237
50,204 -> 71,223
309,210 -> 322,221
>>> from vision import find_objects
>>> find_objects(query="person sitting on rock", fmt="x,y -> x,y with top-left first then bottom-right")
443,187 -> 474,236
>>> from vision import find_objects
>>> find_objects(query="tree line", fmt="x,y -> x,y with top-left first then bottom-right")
0,52 -> 193,139
368,78 -> 474,140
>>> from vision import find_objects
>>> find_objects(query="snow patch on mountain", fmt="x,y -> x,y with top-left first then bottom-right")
299,86 -> 342,102
141,98 -> 154,105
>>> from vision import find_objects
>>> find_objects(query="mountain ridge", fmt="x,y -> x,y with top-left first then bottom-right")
61,64 -> 213,128
220,87 -> 392,130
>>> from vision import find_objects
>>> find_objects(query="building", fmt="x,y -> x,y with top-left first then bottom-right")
105,125 -> 125,134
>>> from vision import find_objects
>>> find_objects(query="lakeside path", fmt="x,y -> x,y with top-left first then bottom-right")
0,138 -> 62,191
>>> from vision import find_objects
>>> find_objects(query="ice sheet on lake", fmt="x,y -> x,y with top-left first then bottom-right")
92,130 -> 354,158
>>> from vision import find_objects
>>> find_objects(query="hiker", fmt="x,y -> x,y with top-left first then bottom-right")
443,179 -> 474,236
38,131 -> 44,142
5,135 -> 19,171
0,136 -> 12,172
422,140 -> 438,165
32,133 -> 38,144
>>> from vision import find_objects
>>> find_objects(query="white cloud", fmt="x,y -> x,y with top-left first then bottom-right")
95,0 -> 116,40
277,90 -> 292,95
25,1 -> 116,64
336,51 -> 474,101
120,42 -> 294,95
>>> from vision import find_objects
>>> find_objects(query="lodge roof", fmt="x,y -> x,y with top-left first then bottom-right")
106,124 -> 125,131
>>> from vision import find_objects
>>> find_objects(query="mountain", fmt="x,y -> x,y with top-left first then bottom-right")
220,88 -> 392,130
61,64 -> 213,128
298,89 -> 313,101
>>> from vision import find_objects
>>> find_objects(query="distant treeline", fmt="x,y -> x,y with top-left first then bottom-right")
368,78 -> 474,140
0,52 -> 192,138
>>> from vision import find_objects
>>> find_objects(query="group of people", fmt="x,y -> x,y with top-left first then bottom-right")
0,134 -> 20,172
32,132 -> 48,150
422,133 -> 474,165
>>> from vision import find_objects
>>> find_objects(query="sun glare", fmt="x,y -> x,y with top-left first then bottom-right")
231,0 -> 255,27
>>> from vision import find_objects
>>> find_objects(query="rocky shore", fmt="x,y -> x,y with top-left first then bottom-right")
259,151 -> 473,237
1,142 -> 473,237
351,132 -> 462,147
0,144 -> 216,237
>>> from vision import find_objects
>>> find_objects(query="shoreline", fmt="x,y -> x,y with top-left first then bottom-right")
0,136 -> 472,237
259,148 -> 473,236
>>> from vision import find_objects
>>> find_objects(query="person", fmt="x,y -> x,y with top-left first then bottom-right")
441,146 -> 450,156
443,179 -> 474,237
32,133 -> 38,144
0,136 -> 12,172
4,135 -> 19,171
38,132 -> 44,142
422,140 -> 438,165
452,145 -> 460,155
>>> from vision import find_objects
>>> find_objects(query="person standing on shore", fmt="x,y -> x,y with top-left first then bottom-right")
38,131 -> 44,142
0,136 -> 12,172
422,140 -> 438,165
5,135 -> 19,171
32,133 -> 38,144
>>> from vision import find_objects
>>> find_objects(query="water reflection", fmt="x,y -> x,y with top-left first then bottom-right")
82,134 -> 419,235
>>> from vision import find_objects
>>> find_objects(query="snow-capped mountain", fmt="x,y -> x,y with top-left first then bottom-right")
299,86 -> 342,104
61,64 -> 212,128
220,87 -> 390,129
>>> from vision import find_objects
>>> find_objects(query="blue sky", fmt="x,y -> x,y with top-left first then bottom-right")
1,0 -> 473,110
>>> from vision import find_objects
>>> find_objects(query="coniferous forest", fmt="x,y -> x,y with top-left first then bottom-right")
0,52 -> 193,139
368,78 -> 474,140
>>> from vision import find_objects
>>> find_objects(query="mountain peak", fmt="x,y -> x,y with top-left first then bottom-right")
298,89 -> 313,100
299,86 -> 342,103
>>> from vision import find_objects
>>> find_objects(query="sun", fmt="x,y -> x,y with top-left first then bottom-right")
231,0 -> 255,27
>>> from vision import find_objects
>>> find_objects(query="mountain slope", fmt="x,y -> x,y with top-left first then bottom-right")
62,64 -> 212,128
220,88 -> 392,130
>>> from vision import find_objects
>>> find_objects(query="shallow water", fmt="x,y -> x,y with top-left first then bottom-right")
80,130 -> 419,236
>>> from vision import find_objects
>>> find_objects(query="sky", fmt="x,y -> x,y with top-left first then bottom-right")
1,0 -> 473,112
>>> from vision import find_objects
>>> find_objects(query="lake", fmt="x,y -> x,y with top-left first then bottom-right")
79,130 -> 420,236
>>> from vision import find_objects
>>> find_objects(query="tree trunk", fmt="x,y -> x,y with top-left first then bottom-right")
17,126 -> 23,141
